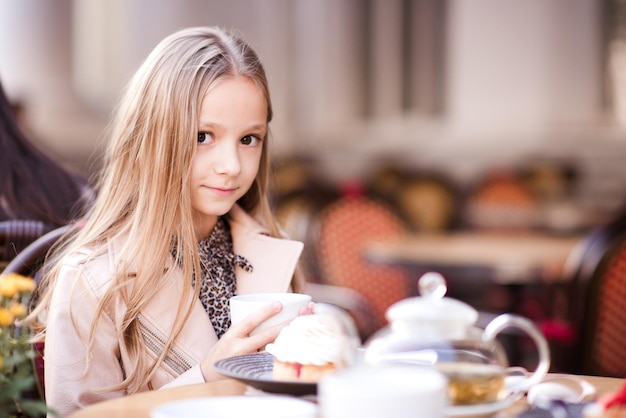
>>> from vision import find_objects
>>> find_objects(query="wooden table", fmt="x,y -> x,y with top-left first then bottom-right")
364,232 -> 582,285
68,375 -> 624,418
69,379 -> 247,418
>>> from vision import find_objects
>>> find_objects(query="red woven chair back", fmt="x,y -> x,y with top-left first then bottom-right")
315,196 -> 411,328
589,240 -> 626,376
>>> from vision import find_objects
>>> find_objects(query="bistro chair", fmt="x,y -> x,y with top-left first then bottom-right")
562,213 -> 626,376
366,165 -> 459,234
314,189 -> 413,337
464,170 -> 538,230
273,185 -> 338,286
2,223 -> 74,278
0,220 -> 55,266
273,185 -> 380,341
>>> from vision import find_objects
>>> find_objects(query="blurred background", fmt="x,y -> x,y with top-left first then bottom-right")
0,0 -> 624,213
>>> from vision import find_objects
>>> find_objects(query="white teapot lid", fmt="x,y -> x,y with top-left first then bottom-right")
385,272 -> 478,325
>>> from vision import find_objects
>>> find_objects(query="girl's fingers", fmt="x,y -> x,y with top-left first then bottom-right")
231,301 -> 283,336
203,303 -> 294,380
246,321 -> 287,348
298,301 -> 316,316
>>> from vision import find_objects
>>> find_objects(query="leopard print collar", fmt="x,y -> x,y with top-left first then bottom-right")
196,217 -> 253,338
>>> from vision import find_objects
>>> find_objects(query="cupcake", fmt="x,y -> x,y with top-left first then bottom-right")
265,313 -> 354,382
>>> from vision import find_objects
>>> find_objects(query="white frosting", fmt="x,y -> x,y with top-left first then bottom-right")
265,314 -> 351,366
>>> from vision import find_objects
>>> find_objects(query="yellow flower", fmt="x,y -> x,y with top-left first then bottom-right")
14,275 -> 36,293
0,278 -> 18,298
1,273 -> 35,294
0,272 -> 49,416
0,307 -> 14,326
9,303 -> 27,319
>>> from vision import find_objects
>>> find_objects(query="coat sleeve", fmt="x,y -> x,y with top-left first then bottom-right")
44,262 -> 125,416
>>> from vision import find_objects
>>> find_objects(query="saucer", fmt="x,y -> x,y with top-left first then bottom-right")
213,352 -> 317,396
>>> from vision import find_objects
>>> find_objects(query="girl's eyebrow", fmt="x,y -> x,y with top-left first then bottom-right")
248,123 -> 265,129
247,124 -> 267,134
197,121 -> 221,130
198,121 -> 267,135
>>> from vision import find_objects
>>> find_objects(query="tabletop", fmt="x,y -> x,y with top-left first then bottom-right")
363,231 -> 582,285
68,379 -> 247,418
68,374 -> 625,418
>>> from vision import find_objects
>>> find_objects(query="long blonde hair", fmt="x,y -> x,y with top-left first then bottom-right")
31,26 -> 287,394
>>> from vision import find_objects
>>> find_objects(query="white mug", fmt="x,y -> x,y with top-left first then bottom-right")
229,292 -> 312,336
319,365 -> 449,418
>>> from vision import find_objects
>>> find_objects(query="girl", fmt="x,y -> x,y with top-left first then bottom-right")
30,26 -> 305,415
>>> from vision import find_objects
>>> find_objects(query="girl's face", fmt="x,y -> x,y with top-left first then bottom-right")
190,76 -> 267,239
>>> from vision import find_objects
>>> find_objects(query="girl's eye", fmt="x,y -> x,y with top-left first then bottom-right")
241,135 -> 261,146
197,132 -> 213,144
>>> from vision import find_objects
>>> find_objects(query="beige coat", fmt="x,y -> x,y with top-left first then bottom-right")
44,205 -> 303,416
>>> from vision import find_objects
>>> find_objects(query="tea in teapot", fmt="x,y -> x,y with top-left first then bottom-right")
363,272 -> 551,406
438,362 -> 505,405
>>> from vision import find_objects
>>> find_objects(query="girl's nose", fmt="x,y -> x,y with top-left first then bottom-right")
213,142 -> 241,176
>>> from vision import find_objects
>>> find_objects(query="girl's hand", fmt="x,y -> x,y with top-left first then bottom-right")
200,301 -> 285,381
299,301 -> 316,316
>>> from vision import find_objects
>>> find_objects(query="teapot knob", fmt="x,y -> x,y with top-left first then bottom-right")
418,272 -> 447,300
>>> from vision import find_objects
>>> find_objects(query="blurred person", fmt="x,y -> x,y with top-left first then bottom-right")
0,79 -> 93,226
29,26 -> 307,415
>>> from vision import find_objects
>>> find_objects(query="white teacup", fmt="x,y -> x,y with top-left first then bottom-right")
319,365 -> 449,418
230,293 -> 312,336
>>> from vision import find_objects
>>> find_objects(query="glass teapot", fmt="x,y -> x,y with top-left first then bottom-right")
363,272 -> 551,406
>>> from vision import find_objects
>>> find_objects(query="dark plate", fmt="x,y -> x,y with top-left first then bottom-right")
213,352 -> 317,396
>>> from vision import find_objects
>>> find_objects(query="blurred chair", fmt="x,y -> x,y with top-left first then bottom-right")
366,166 -> 458,233
395,175 -> 458,233
273,185 -> 380,341
2,223 -> 73,278
560,214 -> 626,376
464,170 -> 539,230
274,185 -> 338,285
519,159 -> 579,205
314,189 -> 413,337
270,156 -> 320,203
0,220 -> 55,266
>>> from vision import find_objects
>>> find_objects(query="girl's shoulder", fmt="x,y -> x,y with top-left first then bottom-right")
58,234 -> 128,296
